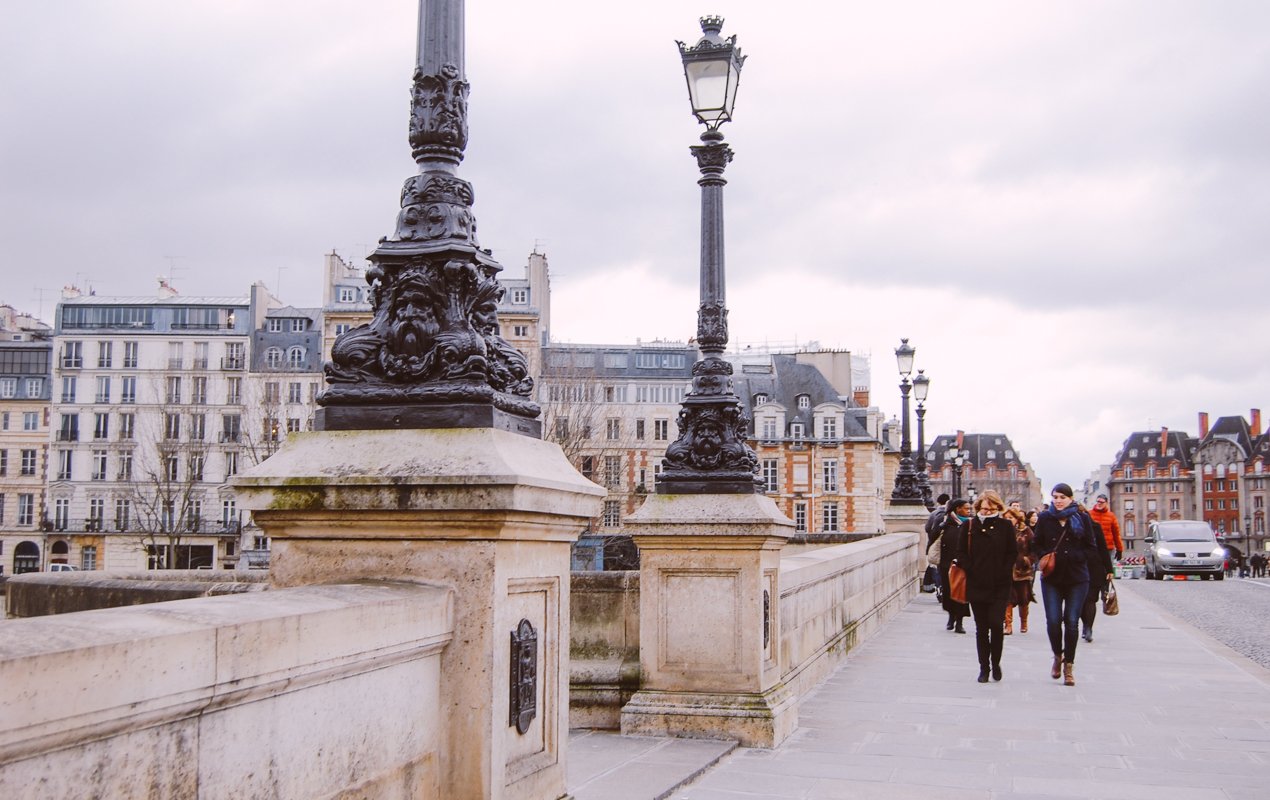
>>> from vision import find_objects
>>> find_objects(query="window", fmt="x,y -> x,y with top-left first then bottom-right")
1147,465 -> 1156,479
290,318 -> 305,332
790,423 -> 805,442
822,502 -> 840,532
222,499 -> 237,528
90,448 -> 108,481
22,378 -> 43,399
0,378 -> 14,398
190,413 -> 206,441
286,347 -> 305,368
267,318 -> 283,333
604,455 -> 622,489
1205,481 -> 1215,492
603,353 -> 629,369
226,377 -> 242,404
221,414 -> 241,442
762,459 -> 778,492
761,417 -> 778,441
1124,500 -> 1134,512
512,289 -> 528,304
635,420 -> 645,440
1123,468 -> 1133,479
94,375 -> 111,404
193,341 -> 209,369
338,287 -> 357,303
265,347 -> 282,369
654,419 -> 669,441
189,453 -> 205,482
554,417 -> 569,440
61,375 -> 77,403
93,412 -> 109,440
81,545 -> 97,571
23,411 -> 39,431
192,376 -> 208,405
288,382 -> 303,404
21,449 -> 37,476
96,340 -> 113,368
166,376 -> 182,404
754,393 -> 768,405
118,451 -> 133,481
794,502 -> 807,532
18,494 -> 35,526
168,341 -> 183,369
119,413 -> 135,440
164,413 -> 181,440
54,498 -> 70,530
821,417 -> 837,440
635,352 -> 686,369
225,450 -> 239,477
513,325 -> 529,337
1170,499 -> 1180,511
580,456 -> 594,480
62,340 -> 83,368
334,323 -> 351,337
1171,464 -> 1179,478
286,418 -> 302,433
164,454 -> 179,482
1147,499 -> 1158,513
822,459 -> 838,492
1129,448 -> 1138,458
265,382 -> 280,404
123,341 -> 138,368
58,413 -> 79,442
602,500 -> 621,528
797,394 -> 810,409
223,342 -> 245,370
119,376 -> 136,404
0,450 -> 5,476
309,382 -> 319,402
604,385 -> 627,403
606,419 -> 621,440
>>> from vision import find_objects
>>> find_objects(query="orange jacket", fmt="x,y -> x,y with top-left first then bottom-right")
1088,506 -> 1124,553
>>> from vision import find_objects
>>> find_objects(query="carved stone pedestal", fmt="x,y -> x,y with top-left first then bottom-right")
619,493 -> 795,748
234,428 -> 603,800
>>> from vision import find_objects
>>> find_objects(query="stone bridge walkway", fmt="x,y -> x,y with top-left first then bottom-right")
570,581 -> 1270,799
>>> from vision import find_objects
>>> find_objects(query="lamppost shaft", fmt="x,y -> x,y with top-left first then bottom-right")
416,0 -> 464,77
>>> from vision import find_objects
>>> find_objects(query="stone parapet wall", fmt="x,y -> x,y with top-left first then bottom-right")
569,570 -> 640,729
777,533 -> 921,697
0,582 -> 453,799
5,570 -> 269,619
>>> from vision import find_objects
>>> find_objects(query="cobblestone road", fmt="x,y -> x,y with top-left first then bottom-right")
1115,574 -> 1270,670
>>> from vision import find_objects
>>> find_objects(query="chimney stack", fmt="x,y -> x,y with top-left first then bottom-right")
1160,427 -> 1169,452
1199,412 -> 1210,438
1252,409 -> 1262,437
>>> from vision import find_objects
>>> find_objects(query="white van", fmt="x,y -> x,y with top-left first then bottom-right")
1143,521 -> 1225,580
48,563 -> 79,572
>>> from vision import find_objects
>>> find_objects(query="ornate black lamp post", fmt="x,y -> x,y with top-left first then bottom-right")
657,17 -> 760,494
912,369 -> 932,510
946,446 -> 967,499
316,0 -> 538,435
890,339 -> 924,506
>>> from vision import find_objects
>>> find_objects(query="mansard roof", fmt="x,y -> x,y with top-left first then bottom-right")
1198,415 -> 1254,458
926,433 -> 1024,471
734,355 -> 871,438
1113,429 -> 1194,469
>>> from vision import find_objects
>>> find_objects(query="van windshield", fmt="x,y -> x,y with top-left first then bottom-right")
1156,523 -> 1215,542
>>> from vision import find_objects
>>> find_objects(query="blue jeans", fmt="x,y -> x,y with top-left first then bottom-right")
1041,579 -> 1089,663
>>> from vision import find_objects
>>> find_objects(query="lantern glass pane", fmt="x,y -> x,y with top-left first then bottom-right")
686,59 -> 730,120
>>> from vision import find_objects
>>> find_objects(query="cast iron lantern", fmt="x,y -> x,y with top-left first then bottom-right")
895,338 -> 915,378
677,16 -> 746,130
912,369 -> 930,404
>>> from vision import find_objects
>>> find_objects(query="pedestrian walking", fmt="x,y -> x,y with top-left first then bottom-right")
953,490 -> 1017,682
1002,507 -> 1035,635
1081,494 -> 1122,642
1034,483 -> 1114,687
923,494 -> 951,593
938,498 -> 972,634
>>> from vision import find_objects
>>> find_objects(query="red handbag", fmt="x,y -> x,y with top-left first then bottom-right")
948,521 -> 971,603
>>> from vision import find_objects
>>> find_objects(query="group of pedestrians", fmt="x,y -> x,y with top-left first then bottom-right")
926,484 -> 1116,686
1250,553 -> 1268,577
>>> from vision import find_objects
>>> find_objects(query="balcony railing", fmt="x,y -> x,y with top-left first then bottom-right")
219,431 -> 242,443
167,358 -> 183,370
56,430 -> 79,442
220,357 -> 245,371
192,358 -> 209,370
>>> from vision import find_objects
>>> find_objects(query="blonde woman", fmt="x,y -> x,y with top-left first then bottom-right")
952,490 -> 1018,683
1002,507 -> 1035,635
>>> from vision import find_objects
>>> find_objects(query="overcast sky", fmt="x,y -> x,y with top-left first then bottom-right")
2,1 -> 1268,489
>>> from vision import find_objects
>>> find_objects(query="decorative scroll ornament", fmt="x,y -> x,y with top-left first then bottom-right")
395,174 -> 478,244
659,394 -> 761,492
409,63 -> 469,165
510,619 -> 538,735
690,138 -> 734,174
890,456 -> 926,504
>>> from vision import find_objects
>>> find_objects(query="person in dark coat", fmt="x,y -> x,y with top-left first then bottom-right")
953,490 -> 1018,682
1034,482 -> 1114,686
938,498 -> 972,633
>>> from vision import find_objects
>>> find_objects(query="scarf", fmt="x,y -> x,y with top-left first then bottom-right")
977,512 -> 1000,521
1040,502 -> 1085,537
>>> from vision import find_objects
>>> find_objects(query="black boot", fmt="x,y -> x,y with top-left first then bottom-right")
954,619 -> 966,634
977,666 -> 990,683
992,663 -> 1003,681
946,614 -> 955,631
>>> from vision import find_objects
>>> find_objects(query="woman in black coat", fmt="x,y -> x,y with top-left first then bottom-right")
1033,483 -> 1114,686
937,498 -> 972,633
953,490 -> 1018,682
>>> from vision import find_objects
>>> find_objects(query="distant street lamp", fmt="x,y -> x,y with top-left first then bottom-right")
912,370 -> 932,510
945,446 -> 967,499
658,17 -> 760,494
889,339 -> 924,506
968,484 -> 978,504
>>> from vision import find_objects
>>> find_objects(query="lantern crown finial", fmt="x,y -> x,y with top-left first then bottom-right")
700,15 -> 724,36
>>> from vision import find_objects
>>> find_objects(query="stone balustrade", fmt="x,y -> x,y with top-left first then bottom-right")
0,581 -> 453,798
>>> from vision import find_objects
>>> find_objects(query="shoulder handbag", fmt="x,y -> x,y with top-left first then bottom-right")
1039,528 -> 1067,578
1102,581 -> 1120,616
948,522 -> 970,604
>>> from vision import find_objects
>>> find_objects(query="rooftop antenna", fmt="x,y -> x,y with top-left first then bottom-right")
162,255 -> 186,289
30,287 -> 48,322
533,238 -> 547,255
275,265 -> 289,299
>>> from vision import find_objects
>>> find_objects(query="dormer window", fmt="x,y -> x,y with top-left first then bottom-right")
1129,449 -> 1139,457
512,289 -> 528,304
986,449 -> 996,460
338,287 -> 358,303
796,394 -> 810,410
754,393 -> 768,405
267,319 -> 283,333
291,318 -> 306,332
790,423 -> 804,442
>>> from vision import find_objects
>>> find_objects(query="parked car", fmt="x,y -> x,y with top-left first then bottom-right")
48,564 -> 79,572
1143,520 -> 1225,580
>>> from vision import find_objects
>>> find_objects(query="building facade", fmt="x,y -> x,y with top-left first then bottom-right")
924,432 -> 1043,510
1105,428 -> 1196,552
0,307 -> 53,575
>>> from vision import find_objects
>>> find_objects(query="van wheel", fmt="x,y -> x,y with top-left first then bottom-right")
1215,572 -> 1224,581
1201,574 -> 1211,581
